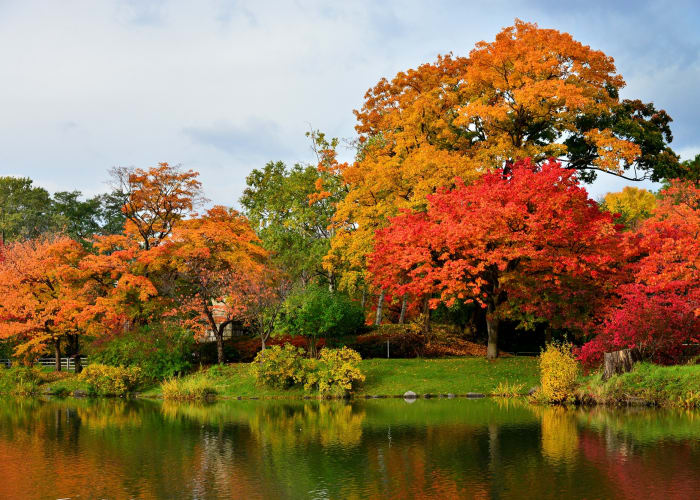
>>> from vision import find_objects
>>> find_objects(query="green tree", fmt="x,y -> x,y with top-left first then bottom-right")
0,177 -> 54,243
276,285 -> 365,356
241,155 -> 339,288
51,191 -> 103,242
51,190 -> 127,243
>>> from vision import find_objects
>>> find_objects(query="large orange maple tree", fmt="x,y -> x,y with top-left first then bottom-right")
369,159 -> 623,358
327,20 -> 676,297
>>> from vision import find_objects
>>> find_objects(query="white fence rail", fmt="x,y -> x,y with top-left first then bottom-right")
0,357 -> 88,371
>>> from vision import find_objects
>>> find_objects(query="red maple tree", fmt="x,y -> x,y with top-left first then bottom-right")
369,159 -> 623,358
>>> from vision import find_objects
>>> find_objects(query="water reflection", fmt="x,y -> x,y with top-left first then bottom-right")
0,397 -> 698,499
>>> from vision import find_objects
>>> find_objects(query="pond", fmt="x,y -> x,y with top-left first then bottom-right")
0,397 -> 698,499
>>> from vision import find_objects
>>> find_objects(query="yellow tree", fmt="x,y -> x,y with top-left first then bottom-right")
601,186 -> 657,229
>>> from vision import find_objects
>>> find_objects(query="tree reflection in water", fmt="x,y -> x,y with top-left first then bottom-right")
0,397 -> 698,499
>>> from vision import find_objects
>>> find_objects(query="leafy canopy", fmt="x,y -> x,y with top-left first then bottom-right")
369,159 -> 623,333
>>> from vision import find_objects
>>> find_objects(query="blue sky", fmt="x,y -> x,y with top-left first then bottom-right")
1,0 -> 698,204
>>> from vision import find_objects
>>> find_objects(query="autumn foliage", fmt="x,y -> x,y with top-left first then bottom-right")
326,20 -> 676,292
0,20 -> 696,373
370,159 -> 623,358
579,180 -> 700,365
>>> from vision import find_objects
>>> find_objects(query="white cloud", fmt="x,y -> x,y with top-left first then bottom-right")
0,0 -> 698,205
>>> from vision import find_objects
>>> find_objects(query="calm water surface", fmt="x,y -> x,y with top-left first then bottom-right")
0,397 -> 698,499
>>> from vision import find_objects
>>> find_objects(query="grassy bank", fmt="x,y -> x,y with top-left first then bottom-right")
0,367 -> 90,396
576,362 -> 700,408
143,357 -> 540,399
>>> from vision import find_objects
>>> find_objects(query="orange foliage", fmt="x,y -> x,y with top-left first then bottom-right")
148,206 -> 273,362
327,20 -> 639,291
112,162 -> 203,249
0,236 -> 87,357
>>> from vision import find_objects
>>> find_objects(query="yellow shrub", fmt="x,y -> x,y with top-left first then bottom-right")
304,347 -> 365,396
79,364 -> 143,396
252,345 -> 365,396
539,343 -> 579,403
251,344 -> 305,388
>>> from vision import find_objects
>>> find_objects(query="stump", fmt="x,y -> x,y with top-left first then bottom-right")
603,348 -> 641,381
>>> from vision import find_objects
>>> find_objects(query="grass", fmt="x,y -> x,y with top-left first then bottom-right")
576,362 -> 700,408
161,375 -> 217,401
142,357 -> 540,399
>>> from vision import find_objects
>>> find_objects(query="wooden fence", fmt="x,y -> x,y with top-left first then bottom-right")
0,357 -> 88,371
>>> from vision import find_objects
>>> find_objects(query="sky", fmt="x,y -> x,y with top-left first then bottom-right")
1,0 -> 699,206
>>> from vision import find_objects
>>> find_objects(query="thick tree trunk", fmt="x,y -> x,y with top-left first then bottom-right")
486,314 -> 499,360
603,348 -> 641,381
54,338 -> 62,372
374,290 -> 385,326
399,295 -> 407,324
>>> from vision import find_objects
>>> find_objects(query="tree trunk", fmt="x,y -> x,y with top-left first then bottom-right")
422,296 -> 431,334
374,290 -> 385,326
54,338 -> 62,372
399,295 -> 407,324
486,313 -> 499,360
216,328 -> 225,364
72,335 -> 82,374
603,348 -> 641,381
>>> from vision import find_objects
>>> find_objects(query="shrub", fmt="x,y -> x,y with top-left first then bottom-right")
579,285 -> 700,367
79,364 -> 143,396
161,376 -> 217,401
252,344 -> 365,396
90,325 -> 195,381
276,285 -> 365,356
539,343 -> 579,403
303,347 -> 365,396
251,344 -> 305,388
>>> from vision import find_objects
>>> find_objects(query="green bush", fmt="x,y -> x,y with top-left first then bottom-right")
302,347 -> 365,396
538,342 -> 579,403
90,325 -> 195,381
276,286 -> 365,355
78,363 -> 143,396
251,344 -> 305,388
161,375 -> 217,401
252,345 -> 364,396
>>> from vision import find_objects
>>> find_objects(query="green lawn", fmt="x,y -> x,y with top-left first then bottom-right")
142,356 -> 540,399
